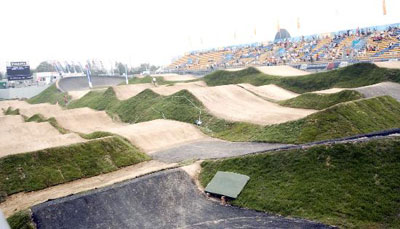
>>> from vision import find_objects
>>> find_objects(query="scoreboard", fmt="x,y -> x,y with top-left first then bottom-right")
7,62 -> 31,80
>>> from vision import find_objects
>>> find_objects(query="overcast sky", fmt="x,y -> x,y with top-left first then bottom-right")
0,0 -> 399,69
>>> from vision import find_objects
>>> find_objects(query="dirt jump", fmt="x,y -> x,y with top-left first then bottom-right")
113,81 -> 206,100
188,85 -> 316,125
113,84 -> 154,100
226,65 -> 310,76
67,90 -> 91,100
375,61 -> 400,69
31,169 -> 330,229
0,121 -> 83,158
238,83 -> 299,101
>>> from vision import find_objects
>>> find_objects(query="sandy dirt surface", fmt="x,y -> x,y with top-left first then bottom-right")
0,160 -> 176,217
68,90 -> 90,100
151,81 -> 206,96
226,65 -> 310,76
0,115 -> 24,125
238,83 -> 299,101
55,108 -> 124,134
375,61 -> 400,69
112,83 -> 154,100
312,88 -> 345,94
188,85 -> 316,125
109,119 -> 209,153
0,121 -> 84,158
257,65 -> 311,76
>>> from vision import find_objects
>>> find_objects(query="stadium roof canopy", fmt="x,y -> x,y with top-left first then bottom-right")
274,29 -> 291,41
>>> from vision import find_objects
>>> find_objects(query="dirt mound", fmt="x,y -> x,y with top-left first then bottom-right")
55,108 -> 124,134
109,119 -> 208,152
32,169 -> 330,229
113,81 -> 206,99
238,83 -> 299,101
0,122 -> 83,158
113,84 -> 154,100
151,81 -> 206,96
375,61 -> 400,69
257,65 -> 311,76
18,103 -> 64,118
188,85 -> 316,125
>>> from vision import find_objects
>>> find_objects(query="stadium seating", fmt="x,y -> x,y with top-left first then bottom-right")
168,24 -> 400,72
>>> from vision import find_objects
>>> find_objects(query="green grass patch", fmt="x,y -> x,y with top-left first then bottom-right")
7,210 -> 35,229
79,131 -> 114,140
28,84 -> 70,107
4,107 -> 20,115
0,136 -> 150,202
200,137 -> 400,228
205,63 -> 400,93
214,96 -> 400,143
279,90 -> 364,110
67,88 -> 118,110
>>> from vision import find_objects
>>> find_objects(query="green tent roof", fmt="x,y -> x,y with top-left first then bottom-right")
205,171 -> 250,199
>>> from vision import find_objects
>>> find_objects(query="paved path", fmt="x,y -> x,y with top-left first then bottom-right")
151,140 -> 291,163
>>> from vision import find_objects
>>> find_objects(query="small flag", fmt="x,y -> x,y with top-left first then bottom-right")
85,63 -> 93,88
277,19 -> 280,32
383,0 -> 387,15
234,31 -> 237,40
297,17 -> 300,29
254,27 -> 257,36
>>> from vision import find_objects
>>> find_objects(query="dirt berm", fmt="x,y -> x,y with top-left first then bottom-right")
32,169 -> 331,229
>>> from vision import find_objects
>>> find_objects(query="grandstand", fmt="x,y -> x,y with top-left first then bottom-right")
167,23 -> 400,73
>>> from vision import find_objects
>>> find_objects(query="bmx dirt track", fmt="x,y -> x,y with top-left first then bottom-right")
1,101 -> 208,153
32,169 -> 331,229
188,85 -> 316,125
238,83 -> 299,101
0,114 -> 84,157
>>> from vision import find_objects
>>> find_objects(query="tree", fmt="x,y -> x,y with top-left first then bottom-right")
35,61 -> 56,72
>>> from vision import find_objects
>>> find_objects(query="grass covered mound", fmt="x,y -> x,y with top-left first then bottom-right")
204,63 -> 400,93
27,84 -> 70,107
0,136 -> 150,203
25,114 -> 69,134
279,90 -> 364,110
7,210 -> 34,229
215,96 -> 400,143
68,87 -> 118,110
4,107 -> 20,115
200,137 -> 400,228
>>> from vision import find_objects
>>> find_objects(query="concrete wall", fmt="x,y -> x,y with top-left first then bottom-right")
0,84 -> 50,99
